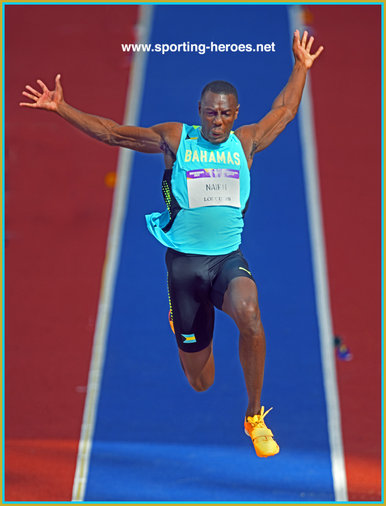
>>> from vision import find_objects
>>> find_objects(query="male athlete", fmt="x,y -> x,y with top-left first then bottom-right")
20,30 -> 323,457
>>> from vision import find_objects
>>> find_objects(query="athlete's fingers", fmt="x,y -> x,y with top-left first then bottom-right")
301,30 -> 308,47
19,101 -> 37,108
55,73 -> 63,94
313,45 -> 324,59
37,79 -> 49,93
22,90 -> 38,101
306,35 -> 314,53
292,29 -> 300,49
25,84 -> 41,97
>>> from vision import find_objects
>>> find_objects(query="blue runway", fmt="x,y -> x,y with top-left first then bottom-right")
84,5 -> 335,501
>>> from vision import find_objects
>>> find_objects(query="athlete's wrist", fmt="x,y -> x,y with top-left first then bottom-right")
55,100 -> 69,116
293,60 -> 308,73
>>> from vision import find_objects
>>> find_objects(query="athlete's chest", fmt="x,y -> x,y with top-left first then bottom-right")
172,130 -> 249,209
180,139 -> 243,168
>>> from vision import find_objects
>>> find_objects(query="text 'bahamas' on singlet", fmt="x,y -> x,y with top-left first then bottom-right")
145,124 -> 250,255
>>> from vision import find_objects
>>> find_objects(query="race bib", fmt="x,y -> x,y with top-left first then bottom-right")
186,168 -> 240,208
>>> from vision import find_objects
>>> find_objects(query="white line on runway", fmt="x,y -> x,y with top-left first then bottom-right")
288,5 -> 348,501
71,5 -> 154,501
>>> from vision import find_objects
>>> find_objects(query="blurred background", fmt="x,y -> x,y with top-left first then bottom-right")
4,3 -> 381,502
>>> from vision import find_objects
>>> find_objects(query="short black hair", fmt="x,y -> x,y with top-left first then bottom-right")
200,80 -> 238,103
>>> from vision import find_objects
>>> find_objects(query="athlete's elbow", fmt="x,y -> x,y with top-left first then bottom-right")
95,132 -> 115,146
274,105 -> 296,127
103,130 -> 132,147
100,123 -> 127,146
105,133 -> 120,146
106,127 -> 136,149
284,106 -> 297,122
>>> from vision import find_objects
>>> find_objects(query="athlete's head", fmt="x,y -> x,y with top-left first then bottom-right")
199,80 -> 240,145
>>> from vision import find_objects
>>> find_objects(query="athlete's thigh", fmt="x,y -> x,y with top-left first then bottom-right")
166,248 -> 215,353
210,249 -> 256,310
178,342 -> 214,381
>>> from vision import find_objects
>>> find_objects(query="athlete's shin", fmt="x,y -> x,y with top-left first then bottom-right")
221,276 -> 265,417
238,317 -> 266,418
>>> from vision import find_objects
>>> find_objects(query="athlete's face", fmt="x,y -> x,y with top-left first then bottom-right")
199,91 -> 239,144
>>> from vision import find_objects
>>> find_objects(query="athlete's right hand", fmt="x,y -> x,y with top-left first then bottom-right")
19,74 -> 63,112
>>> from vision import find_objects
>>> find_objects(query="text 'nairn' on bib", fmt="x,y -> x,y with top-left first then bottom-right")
186,168 -> 241,208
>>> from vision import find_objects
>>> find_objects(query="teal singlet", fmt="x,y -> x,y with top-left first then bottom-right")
145,124 -> 250,255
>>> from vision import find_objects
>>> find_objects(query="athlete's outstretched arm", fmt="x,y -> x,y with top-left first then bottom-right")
20,74 -> 180,154
236,30 -> 324,159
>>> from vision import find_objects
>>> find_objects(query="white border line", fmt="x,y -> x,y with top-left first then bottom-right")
288,6 -> 348,501
71,5 -> 154,501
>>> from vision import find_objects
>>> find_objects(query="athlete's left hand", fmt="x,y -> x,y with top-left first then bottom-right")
292,29 -> 324,69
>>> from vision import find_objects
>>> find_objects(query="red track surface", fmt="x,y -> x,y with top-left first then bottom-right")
5,5 -> 139,500
309,5 -> 382,501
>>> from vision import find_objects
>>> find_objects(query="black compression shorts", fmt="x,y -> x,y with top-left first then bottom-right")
166,248 -> 255,353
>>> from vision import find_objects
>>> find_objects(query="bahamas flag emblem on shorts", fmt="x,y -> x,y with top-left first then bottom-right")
182,333 -> 196,343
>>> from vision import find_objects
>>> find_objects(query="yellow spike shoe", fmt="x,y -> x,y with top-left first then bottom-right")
244,406 -> 280,457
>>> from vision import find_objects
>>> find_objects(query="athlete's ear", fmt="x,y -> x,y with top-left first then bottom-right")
234,104 -> 240,119
198,101 -> 202,115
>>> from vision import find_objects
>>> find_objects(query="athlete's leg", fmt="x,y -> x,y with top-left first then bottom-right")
221,276 -> 265,417
178,343 -> 215,392
212,251 -> 278,456
166,248 -> 216,392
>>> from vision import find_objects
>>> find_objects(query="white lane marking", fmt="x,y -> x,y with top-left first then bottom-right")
288,5 -> 348,501
71,5 -> 154,501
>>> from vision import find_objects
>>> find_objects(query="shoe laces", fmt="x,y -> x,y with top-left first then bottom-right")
247,406 -> 273,427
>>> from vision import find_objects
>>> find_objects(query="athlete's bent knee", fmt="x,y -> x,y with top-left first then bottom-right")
179,345 -> 215,392
185,368 -> 214,392
186,372 -> 214,392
